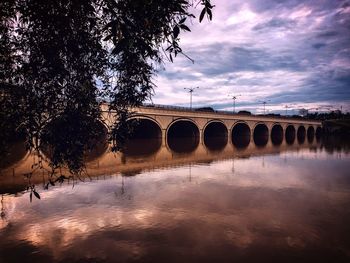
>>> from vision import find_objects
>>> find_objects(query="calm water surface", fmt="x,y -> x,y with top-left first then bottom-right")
0,138 -> 350,263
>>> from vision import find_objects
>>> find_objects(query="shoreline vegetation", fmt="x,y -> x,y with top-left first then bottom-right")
323,119 -> 350,137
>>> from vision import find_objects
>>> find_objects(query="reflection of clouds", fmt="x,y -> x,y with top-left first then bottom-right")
0,194 -> 19,230
0,148 -> 349,261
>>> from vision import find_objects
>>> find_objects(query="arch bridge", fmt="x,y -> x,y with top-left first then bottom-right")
102,105 -> 322,148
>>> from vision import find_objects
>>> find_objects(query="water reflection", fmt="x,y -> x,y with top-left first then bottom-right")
285,125 -> 296,145
253,124 -> 269,147
167,137 -> 199,153
0,139 -> 27,169
271,134 -> 283,145
232,135 -> 250,149
307,133 -> 314,143
232,122 -> 251,149
271,125 -> 283,145
321,136 -> 350,154
0,134 -> 329,197
253,135 -> 268,147
0,136 -> 349,263
297,126 -> 306,144
122,138 -> 161,157
39,115 -> 108,172
204,136 -> 227,151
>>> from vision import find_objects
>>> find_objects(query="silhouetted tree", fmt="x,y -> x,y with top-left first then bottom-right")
0,0 -> 214,174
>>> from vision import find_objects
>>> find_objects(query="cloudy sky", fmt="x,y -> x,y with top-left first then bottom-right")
151,0 -> 350,114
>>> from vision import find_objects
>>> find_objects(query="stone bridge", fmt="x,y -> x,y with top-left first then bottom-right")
101,104 -> 322,148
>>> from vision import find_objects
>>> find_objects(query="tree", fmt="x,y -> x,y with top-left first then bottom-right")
0,0 -> 214,174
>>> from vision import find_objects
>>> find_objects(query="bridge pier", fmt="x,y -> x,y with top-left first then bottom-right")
199,129 -> 203,145
162,129 -> 167,146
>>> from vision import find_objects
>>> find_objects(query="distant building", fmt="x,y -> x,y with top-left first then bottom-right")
299,108 -> 308,116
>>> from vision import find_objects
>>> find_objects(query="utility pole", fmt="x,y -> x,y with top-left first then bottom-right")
259,100 -> 270,115
184,87 -> 199,109
229,94 -> 241,113
284,104 -> 295,115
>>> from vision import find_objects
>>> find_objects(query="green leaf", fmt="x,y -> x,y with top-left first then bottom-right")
207,8 -> 213,20
33,190 -> 41,199
179,17 -> 186,24
199,7 -> 206,22
179,24 -> 191,32
173,26 -> 180,38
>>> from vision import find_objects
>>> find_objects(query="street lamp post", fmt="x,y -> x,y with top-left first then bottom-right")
229,94 -> 241,113
285,105 -> 289,115
233,96 -> 236,113
184,87 -> 199,109
259,100 -> 270,115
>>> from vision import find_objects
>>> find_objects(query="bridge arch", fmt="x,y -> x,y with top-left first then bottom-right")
271,123 -> 283,145
127,115 -> 162,139
307,126 -> 315,143
316,126 -> 322,140
285,125 -> 296,145
121,116 -> 162,156
253,122 -> 269,147
166,118 -> 200,153
203,120 -> 228,151
231,121 -> 251,148
297,125 -> 306,144
40,117 -> 109,162
0,131 -> 28,169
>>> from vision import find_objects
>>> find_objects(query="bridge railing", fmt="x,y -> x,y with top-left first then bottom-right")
141,103 -> 314,122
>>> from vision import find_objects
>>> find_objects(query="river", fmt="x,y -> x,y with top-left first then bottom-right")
0,136 -> 349,262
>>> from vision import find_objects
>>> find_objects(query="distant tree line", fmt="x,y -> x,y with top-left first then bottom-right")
305,111 -> 350,121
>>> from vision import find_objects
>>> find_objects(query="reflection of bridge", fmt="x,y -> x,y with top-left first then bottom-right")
102,105 -> 322,148
0,137 -> 321,193
0,105 -> 323,193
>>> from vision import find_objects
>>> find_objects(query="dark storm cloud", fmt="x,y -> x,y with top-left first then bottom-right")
248,0 -> 345,13
266,69 -> 350,104
176,44 -> 304,77
316,31 -> 339,38
312,43 -> 326,49
252,18 -> 296,31
154,0 -> 350,112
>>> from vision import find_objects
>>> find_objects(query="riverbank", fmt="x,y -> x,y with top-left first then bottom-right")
323,119 -> 350,137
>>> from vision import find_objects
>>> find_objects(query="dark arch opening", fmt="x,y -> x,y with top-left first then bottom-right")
167,120 -> 200,153
307,126 -> 315,143
123,118 -> 162,156
232,122 -> 251,149
316,126 -> 322,141
0,131 -> 27,169
128,118 -> 162,139
85,122 -> 108,161
41,116 -> 108,166
271,124 -> 283,145
297,126 -> 306,144
285,125 -> 296,145
204,121 -> 228,151
254,123 -> 269,147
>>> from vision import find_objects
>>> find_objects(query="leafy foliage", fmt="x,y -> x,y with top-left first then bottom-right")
0,0 -> 214,177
